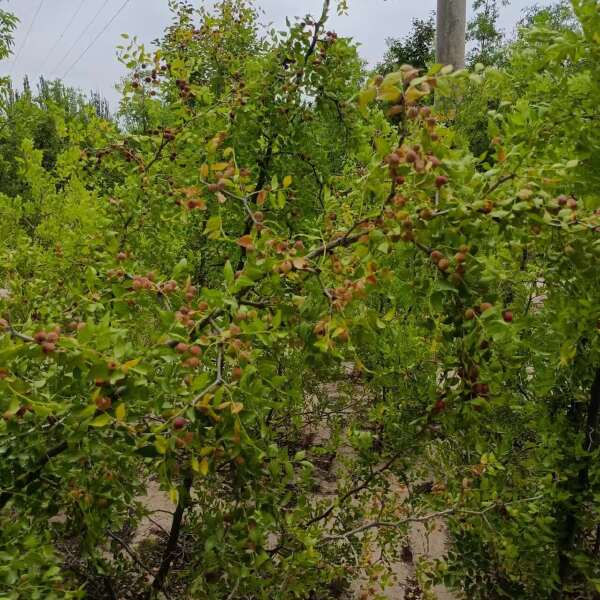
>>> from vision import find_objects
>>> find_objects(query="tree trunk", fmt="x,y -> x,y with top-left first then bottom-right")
436,0 -> 467,69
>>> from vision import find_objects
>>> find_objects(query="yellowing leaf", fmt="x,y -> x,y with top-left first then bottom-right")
200,163 -> 209,178
283,175 -> 293,188
559,341 -> 577,367
231,402 -> 244,415
382,71 -> 403,87
121,358 -> 140,373
199,457 -> 209,476
377,85 -> 402,103
115,403 -> 126,422
358,86 -> 377,110
169,487 -> 179,504
155,435 -> 168,455
210,162 -> 229,171
404,85 -> 430,105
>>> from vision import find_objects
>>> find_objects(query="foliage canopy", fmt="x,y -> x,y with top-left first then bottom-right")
1,1 -> 600,598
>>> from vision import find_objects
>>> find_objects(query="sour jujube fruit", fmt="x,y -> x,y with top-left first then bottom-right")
173,417 -> 188,430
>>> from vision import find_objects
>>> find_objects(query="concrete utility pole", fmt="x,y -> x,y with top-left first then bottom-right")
436,0 -> 467,69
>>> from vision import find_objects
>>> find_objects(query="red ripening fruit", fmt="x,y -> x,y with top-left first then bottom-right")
34,331 -> 47,343
173,417 -> 188,430
567,197 -> 577,210
41,342 -> 56,354
464,308 -> 476,321
96,396 -> 112,411
183,357 -> 201,368
232,366 -> 243,381
280,260 -> 293,274
433,398 -> 446,413
503,310 -> 514,323
386,152 -> 400,166
437,258 -> 450,272
430,250 -> 443,263
435,175 -> 448,188
455,252 -> 466,264
175,342 -> 189,354
557,195 -> 568,206
189,345 -> 202,356
393,194 -> 407,207
481,200 -> 493,214
479,302 -> 493,313
473,383 -> 490,397
0,318 -> 8,330
407,106 -> 419,119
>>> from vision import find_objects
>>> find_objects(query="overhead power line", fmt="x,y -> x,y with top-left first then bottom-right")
40,0 -> 89,74
51,0 -> 111,76
10,0 -> 46,75
62,0 -> 133,79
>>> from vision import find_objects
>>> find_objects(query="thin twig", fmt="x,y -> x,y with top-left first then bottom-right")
2,325 -> 35,343
319,495 -> 544,543
226,577 -> 241,600
305,454 -> 400,528
484,172 -> 516,196
106,530 -> 153,577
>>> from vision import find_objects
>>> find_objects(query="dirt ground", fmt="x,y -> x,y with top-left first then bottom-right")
130,376 -> 456,599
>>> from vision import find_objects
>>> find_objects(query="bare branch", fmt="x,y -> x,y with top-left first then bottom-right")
305,455 -> 400,528
107,530 -> 154,578
319,495 -> 544,544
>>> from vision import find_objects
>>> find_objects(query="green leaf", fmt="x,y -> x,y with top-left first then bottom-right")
224,260 -> 234,288
90,413 -> 112,428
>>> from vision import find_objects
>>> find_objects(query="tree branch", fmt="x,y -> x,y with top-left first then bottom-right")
147,472 -> 193,598
305,454 -> 400,528
0,441 -> 69,510
319,495 -> 544,544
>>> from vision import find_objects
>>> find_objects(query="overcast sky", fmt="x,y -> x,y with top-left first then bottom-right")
1,0 -> 551,108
